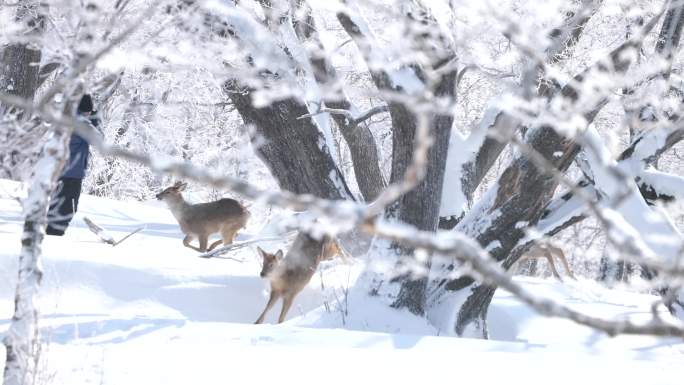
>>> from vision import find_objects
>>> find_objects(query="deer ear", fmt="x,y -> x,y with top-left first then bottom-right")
178,182 -> 188,191
275,250 -> 284,260
256,246 -> 266,258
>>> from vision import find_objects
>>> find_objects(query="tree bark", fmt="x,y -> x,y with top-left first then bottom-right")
0,0 -> 46,180
292,0 -> 386,201
630,3 -> 684,316
608,4 -> 684,295
391,71 -> 455,314
3,127 -> 71,385
225,80 -> 353,200
429,13 -> 657,336
337,5 -> 456,314
440,0 -> 601,229
213,2 -> 357,280
0,0 -> 44,109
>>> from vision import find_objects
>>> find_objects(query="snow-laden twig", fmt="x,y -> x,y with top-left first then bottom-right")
197,235 -> 294,260
297,104 -> 389,126
363,220 -> 684,338
0,93 -> 433,234
83,216 -> 144,246
37,2 -> 159,107
351,105 -> 390,125
506,133 -> 684,279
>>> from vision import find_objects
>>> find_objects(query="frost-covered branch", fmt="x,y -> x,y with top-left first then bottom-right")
505,134 -> 680,269
0,91 -> 432,234
297,104 -> 389,126
364,220 -> 684,338
440,0 -> 602,227
352,105 -> 390,125
539,121 -> 684,238
636,169 -> 684,204
5,0 -> 684,346
431,7 -> 671,335
37,2 -> 159,107
290,0 -> 386,201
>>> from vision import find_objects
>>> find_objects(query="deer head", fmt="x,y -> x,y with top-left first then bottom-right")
155,181 -> 188,201
257,246 -> 283,278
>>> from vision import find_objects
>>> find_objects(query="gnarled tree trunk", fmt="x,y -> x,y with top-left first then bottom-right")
0,0 -> 47,180
429,11 -> 657,336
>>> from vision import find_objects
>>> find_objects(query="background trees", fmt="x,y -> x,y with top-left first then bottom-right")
3,0 -> 684,381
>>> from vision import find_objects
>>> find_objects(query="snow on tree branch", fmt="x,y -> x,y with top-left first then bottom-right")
0,91 -> 432,234
363,218 -> 684,338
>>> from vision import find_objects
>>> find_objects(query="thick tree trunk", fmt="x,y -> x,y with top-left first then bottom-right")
225,81 -> 353,200
655,5 -> 684,69
0,45 -> 42,107
439,0 -> 600,229
391,65 -> 457,231
224,78 -> 357,300
324,98 -> 387,201
292,0 -> 385,202
391,73 -> 455,314
0,0 -> 45,109
337,5 -> 457,314
219,2 -> 353,201
0,0 -> 46,180
428,14 -> 656,336
225,80 -> 358,294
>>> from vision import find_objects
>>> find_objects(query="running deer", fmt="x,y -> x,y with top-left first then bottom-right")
156,181 -> 250,252
515,241 -> 575,281
254,235 -> 346,324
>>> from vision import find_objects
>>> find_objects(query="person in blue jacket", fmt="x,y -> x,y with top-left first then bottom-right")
46,94 -> 100,236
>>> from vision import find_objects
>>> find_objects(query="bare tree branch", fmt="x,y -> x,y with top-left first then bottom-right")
297,104 -> 389,126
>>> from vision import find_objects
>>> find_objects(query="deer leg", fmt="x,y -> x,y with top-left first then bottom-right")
198,234 -> 209,252
278,293 -> 296,323
544,250 -> 563,281
222,225 -> 240,246
229,226 -> 240,243
255,290 -> 280,324
558,253 -> 576,280
183,235 -> 202,252
207,239 -> 223,251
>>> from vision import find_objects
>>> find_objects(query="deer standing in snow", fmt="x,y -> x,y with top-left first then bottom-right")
156,181 -> 250,252
515,241 -> 575,281
254,235 -> 347,324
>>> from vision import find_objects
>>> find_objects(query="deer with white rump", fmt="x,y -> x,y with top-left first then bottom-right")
156,181 -> 250,252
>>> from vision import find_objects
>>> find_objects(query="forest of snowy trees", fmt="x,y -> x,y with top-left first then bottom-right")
2,0 -> 684,384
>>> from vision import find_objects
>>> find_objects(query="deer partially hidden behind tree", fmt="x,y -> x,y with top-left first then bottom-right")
515,241 -> 576,281
156,181 -> 250,252
255,234 -> 347,324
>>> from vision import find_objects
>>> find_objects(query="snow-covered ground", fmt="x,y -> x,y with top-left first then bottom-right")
0,179 -> 682,384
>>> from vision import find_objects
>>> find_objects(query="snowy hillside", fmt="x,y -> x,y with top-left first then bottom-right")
0,179 -> 682,384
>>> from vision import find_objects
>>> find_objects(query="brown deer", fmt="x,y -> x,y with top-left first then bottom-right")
254,235 -> 347,324
515,241 -> 575,281
156,181 -> 250,252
